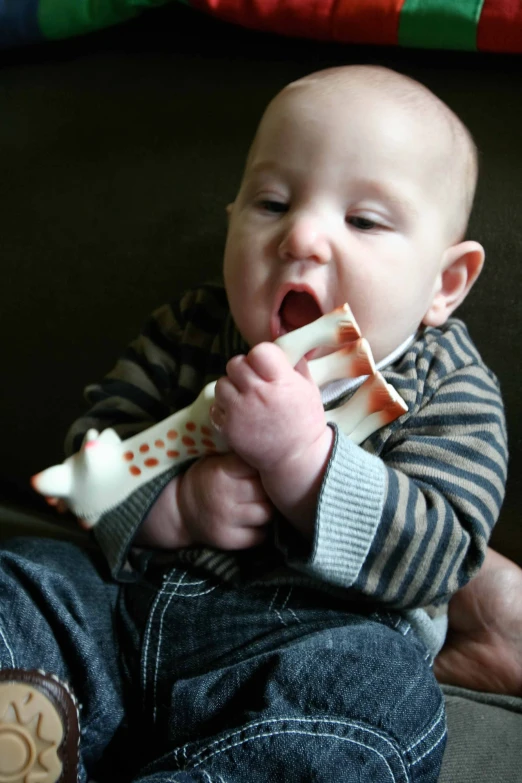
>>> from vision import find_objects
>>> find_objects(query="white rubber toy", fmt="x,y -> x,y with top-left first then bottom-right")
32,304 -> 407,526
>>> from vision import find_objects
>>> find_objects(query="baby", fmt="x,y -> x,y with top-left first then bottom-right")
0,65 -> 508,783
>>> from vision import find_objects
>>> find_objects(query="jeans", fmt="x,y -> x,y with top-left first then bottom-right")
0,538 -> 446,782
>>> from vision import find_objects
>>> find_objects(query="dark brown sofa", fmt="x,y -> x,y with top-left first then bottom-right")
1,6 -> 521,780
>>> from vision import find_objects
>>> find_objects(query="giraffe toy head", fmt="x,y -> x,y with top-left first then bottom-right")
31,428 -> 128,527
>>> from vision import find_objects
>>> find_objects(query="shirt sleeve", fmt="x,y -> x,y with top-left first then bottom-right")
282,325 -> 508,610
64,284 -> 230,580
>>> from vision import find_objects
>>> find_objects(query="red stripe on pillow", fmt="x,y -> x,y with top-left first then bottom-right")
477,0 -> 522,52
332,0 -> 406,45
191,0 -> 337,40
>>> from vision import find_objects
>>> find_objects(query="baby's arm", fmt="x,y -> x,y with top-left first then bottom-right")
212,324 -> 508,613
137,452 -> 272,550
64,284 -> 254,577
211,342 -> 333,539
282,329 -> 508,611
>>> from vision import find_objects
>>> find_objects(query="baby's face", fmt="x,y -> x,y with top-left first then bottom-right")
224,84 -> 455,363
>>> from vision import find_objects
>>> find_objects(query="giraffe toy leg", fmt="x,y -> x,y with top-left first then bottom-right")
326,372 -> 408,442
307,338 -> 375,388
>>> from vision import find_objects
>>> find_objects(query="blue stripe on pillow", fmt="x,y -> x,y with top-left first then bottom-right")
0,0 -> 42,48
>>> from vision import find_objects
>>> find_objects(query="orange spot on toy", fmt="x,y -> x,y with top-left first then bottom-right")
167,430 -> 178,440
155,439 -> 165,449
202,438 -> 216,448
130,466 -> 141,476
186,421 -> 196,431
123,451 -> 134,461
167,450 -> 180,458
139,444 -> 150,453
188,449 -> 199,456
182,435 -> 196,447
201,425 -> 212,436
144,458 -> 159,468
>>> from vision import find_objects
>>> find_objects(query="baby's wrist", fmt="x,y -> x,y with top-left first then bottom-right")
136,474 -> 195,549
260,426 -> 334,539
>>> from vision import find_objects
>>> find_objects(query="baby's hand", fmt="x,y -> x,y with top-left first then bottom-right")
140,454 -> 273,549
211,343 -> 328,474
178,453 -> 273,549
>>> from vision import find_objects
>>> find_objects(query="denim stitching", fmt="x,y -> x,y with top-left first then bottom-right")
280,587 -> 301,624
177,716 -> 408,780
152,571 -> 191,722
405,703 -> 445,752
409,728 -> 446,767
142,570 -> 176,695
0,622 -> 16,668
163,585 -> 219,598
188,726 -> 404,782
268,588 -> 288,626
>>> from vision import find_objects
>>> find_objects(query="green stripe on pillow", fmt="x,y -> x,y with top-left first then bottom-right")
398,0 -> 485,50
38,0 -> 169,40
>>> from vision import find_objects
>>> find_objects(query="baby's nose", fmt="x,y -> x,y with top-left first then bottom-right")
278,215 -> 332,265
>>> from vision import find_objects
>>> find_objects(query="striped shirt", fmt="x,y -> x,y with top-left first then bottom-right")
66,283 -> 508,653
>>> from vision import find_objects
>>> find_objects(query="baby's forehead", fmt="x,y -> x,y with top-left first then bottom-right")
247,68 -> 476,239
253,79 -> 453,178
274,70 -> 451,138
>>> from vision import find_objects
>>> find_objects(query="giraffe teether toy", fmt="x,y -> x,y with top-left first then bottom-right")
31,304 -> 407,527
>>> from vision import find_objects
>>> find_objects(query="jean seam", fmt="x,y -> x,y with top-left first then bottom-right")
142,568 -> 189,715
142,571 -> 176,697
409,728 -> 446,767
268,587 -> 288,626
280,587 -> 301,624
152,570 -> 193,722
268,587 -> 302,627
163,586 -> 219,598
176,716 -> 409,781
405,703 -> 444,753
145,570 -> 219,722
0,620 -> 16,668
189,726 -> 404,782
404,702 -> 446,768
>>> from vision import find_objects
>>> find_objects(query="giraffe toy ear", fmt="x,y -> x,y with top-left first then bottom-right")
96,428 -> 122,446
31,464 -> 72,498
81,429 -> 100,447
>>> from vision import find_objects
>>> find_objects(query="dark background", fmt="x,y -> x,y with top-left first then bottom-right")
1,5 -> 521,561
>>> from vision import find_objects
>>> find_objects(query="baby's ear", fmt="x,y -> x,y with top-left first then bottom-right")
422,241 -> 485,328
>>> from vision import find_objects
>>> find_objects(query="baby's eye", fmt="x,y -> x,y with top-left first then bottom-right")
346,215 -> 378,231
258,199 -> 288,214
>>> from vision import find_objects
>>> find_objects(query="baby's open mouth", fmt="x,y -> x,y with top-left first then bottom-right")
279,290 -> 322,333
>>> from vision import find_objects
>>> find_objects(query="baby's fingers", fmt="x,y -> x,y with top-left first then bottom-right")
212,375 -> 239,425
245,342 -> 293,381
241,501 -> 273,528
227,526 -> 268,550
225,353 -> 263,391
